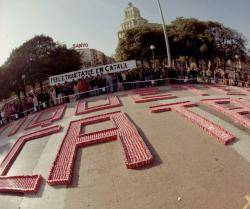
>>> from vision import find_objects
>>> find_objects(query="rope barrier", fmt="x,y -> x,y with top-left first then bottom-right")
52,77 -> 199,101
0,77 -> 249,125
54,76 -> 249,101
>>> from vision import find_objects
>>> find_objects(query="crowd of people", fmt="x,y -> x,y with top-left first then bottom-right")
1,66 -> 250,126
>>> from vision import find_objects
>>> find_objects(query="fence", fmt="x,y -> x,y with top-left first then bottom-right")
0,76 -> 249,126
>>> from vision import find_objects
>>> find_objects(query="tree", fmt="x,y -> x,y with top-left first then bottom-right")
116,18 -> 212,67
1,35 -> 82,98
207,22 -> 247,70
48,45 -> 82,76
0,67 -> 11,99
116,26 -> 172,67
116,17 -> 247,70
168,17 -> 216,67
26,45 -> 82,89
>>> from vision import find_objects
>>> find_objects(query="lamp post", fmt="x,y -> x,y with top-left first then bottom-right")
235,55 -> 241,72
150,45 -> 156,68
155,0 -> 171,67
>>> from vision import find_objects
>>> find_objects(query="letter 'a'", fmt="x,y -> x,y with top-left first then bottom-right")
47,111 -> 153,185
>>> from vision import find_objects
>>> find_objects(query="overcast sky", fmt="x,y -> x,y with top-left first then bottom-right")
0,0 -> 249,65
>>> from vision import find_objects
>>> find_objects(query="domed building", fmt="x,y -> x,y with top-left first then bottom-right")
118,2 -> 161,39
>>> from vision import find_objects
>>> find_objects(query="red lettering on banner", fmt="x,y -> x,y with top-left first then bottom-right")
72,42 -> 88,49
47,111 -> 153,185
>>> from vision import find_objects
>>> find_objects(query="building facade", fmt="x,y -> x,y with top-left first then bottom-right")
75,48 -> 114,68
118,2 -> 161,39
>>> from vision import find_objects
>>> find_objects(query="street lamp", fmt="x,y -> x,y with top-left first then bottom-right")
155,0 -> 171,67
235,55 -> 241,72
150,45 -> 156,68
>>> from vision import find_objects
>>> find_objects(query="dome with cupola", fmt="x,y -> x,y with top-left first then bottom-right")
118,2 -> 161,39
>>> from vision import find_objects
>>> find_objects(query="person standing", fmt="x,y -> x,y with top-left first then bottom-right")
50,87 -> 57,106
206,68 -> 212,84
55,84 -> 63,104
42,90 -> 50,108
33,94 -> 39,112
126,72 -> 132,89
105,74 -> 114,93
62,82 -> 70,103
200,68 -> 206,82
121,72 -> 127,90
0,110 -> 3,126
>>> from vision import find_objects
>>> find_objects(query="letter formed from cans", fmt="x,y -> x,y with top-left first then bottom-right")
0,111 -> 153,194
0,125 -> 62,194
47,111 -> 154,185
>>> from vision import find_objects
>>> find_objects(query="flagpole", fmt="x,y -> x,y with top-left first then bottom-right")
155,0 -> 171,67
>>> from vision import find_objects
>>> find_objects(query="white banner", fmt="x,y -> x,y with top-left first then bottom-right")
49,60 -> 137,86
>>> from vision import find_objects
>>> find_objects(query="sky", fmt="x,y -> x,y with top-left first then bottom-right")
0,0 -> 250,65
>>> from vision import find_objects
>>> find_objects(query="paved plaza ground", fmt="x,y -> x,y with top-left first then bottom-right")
0,84 -> 250,209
